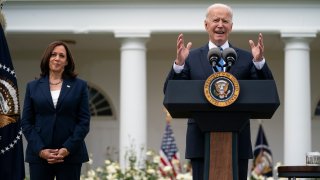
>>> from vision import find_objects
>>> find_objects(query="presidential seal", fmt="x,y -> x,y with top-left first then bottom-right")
204,72 -> 240,107
0,61 -> 22,156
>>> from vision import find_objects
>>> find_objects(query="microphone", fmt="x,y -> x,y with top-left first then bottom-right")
222,47 -> 237,71
207,48 -> 221,72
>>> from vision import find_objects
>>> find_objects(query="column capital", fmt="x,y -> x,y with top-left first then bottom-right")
114,30 -> 151,39
281,30 -> 317,39
281,31 -> 317,50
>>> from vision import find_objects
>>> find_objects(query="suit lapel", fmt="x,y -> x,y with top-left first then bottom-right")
56,78 -> 74,110
199,45 -> 213,78
39,76 -> 55,108
228,44 -> 240,74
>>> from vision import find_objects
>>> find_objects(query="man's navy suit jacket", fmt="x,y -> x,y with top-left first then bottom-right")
164,44 -> 273,159
21,76 -> 90,163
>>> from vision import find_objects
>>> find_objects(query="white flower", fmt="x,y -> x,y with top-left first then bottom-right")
153,155 -> 160,163
88,158 -> 93,165
159,177 -> 171,180
183,163 -> 188,169
105,159 -> 111,165
113,163 -> 120,170
146,150 -> 154,156
87,169 -> 96,177
84,177 -> 94,180
107,164 -> 117,174
106,174 -> 118,180
146,168 -> 156,175
184,173 -> 193,180
96,167 -> 103,173
176,174 -> 185,179
158,178 -> 167,180
176,173 -> 193,180
163,165 -> 172,173
81,150 -> 193,179
172,158 -> 180,165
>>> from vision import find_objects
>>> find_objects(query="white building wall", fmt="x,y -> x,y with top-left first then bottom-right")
4,0 -> 320,176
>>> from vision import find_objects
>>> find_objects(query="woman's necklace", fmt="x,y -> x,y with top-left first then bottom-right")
49,80 -> 62,85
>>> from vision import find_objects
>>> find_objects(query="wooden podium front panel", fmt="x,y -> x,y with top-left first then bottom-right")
210,132 -> 233,180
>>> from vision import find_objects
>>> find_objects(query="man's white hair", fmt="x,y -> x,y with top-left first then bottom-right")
205,3 -> 233,21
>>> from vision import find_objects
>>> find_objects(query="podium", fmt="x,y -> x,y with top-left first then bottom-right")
163,80 -> 280,180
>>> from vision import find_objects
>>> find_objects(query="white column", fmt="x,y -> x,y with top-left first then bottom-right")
115,31 -> 150,168
281,32 -> 316,165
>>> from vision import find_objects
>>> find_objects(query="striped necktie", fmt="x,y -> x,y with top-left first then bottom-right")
217,47 -> 225,72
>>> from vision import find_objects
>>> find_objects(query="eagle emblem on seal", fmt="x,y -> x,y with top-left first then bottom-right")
0,78 -> 20,128
214,79 -> 231,99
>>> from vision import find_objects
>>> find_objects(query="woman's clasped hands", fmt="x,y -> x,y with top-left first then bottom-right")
39,148 -> 69,164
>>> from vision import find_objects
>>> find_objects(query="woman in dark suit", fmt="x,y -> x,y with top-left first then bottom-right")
21,41 -> 90,180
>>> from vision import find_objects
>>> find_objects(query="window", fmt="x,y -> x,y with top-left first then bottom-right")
88,84 -> 113,117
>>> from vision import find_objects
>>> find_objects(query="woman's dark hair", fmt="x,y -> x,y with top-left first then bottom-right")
40,41 -> 77,79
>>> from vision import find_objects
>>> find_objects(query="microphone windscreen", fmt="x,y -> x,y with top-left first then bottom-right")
222,47 -> 237,61
207,48 -> 221,60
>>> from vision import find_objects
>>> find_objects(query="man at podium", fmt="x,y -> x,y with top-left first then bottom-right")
163,3 -> 274,180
